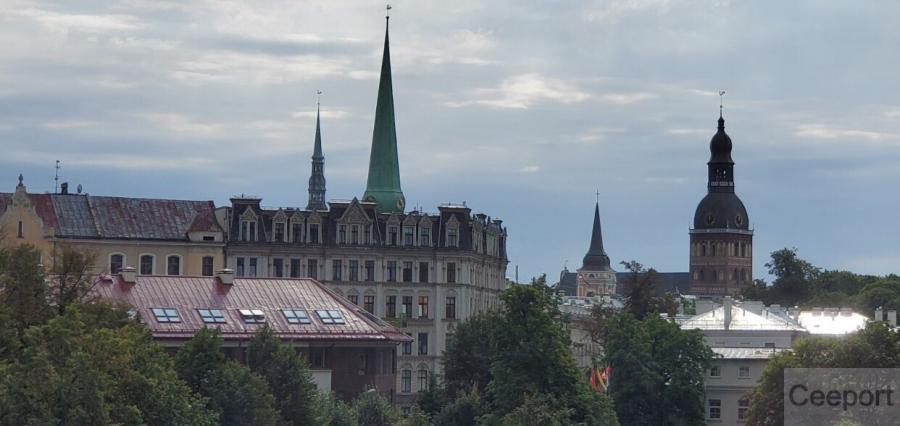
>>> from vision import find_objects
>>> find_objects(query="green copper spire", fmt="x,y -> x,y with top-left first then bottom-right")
363,14 -> 405,213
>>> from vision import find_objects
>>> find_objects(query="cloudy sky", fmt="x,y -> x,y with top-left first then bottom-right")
2,0 -> 899,281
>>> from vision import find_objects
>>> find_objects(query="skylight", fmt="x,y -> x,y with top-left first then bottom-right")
282,309 -> 312,324
239,309 -> 266,324
316,310 -> 345,324
198,309 -> 226,323
151,308 -> 181,323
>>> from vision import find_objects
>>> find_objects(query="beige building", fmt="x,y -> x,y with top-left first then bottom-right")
0,175 -> 225,276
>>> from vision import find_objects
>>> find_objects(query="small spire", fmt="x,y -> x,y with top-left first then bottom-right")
17,173 -> 23,186
313,91 -> 323,159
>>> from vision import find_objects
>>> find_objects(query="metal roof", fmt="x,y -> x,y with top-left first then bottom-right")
712,347 -> 788,360
797,310 -> 868,335
92,275 -> 409,344
679,304 -> 806,331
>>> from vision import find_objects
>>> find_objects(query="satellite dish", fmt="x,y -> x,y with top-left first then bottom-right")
77,184 -> 83,194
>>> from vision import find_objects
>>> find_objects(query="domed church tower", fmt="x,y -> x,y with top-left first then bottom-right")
577,202 -> 616,297
689,113 -> 753,296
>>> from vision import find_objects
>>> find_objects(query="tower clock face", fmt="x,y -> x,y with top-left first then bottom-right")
735,214 -> 743,226
396,196 -> 405,210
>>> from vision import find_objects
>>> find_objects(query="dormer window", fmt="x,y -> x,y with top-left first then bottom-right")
351,225 -> 359,244
403,227 -> 415,246
292,222 -> 303,243
388,226 -> 399,246
239,309 -> 265,324
446,228 -> 458,247
364,226 -> 371,245
420,227 -> 431,247
274,222 -> 286,242
309,224 -> 320,244
240,220 -> 257,242
338,225 -> 347,244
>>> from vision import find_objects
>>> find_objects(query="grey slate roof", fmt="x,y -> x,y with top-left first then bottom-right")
615,272 -> 691,296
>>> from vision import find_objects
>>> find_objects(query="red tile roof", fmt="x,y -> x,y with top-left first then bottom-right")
92,275 -> 410,344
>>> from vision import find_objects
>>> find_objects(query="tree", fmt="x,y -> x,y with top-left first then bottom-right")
603,313 -> 713,425
0,245 -> 50,336
246,324 -> 319,425
442,310 -> 499,396
767,248 -> 819,306
47,246 -> 98,315
619,261 -> 675,319
0,306 -> 217,425
174,328 -> 279,426
352,390 -> 399,426
433,388 -> 486,426
317,392 -> 356,426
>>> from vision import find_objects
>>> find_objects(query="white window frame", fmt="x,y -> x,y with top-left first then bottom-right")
139,253 -> 155,275
109,252 -> 126,274
165,254 -> 183,276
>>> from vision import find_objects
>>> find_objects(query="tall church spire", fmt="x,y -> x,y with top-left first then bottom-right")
581,202 -> 612,271
363,11 -> 405,213
307,96 -> 327,210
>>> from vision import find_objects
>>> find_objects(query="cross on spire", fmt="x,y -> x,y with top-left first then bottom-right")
386,4 -> 391,19
316,90 -> 322,108
595,190 -> 601,204
719,90 -> 726,117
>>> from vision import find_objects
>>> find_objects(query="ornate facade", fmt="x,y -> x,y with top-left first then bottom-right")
689,114 -> 753,296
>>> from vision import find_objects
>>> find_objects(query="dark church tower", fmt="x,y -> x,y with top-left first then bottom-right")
689,113 -> 753,296
576,202 -> 616,297
306,102 -> 327,211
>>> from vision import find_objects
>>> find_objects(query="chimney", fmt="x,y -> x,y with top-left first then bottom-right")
889,310 -> 897,327
217,269 -> 235,285
875,307 -> 884,322
119,266 -> 137,284
724,296 -> 733,330
60,182 -> 69,195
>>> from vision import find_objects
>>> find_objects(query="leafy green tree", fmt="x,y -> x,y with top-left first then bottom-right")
767,248 -> 820,306
352,390 -> 399,426
47,246 -> 98,315
0,245 -> 50,336
398,405 -> 430,426
434,387 -> 486,426
317,392 -> 357,426
603,313 -> 713,425
246,324 -> 319,425
856,275 -> 900,313
174,327 -> 279,426
494,393 -> 575,426
442,310 -> 499,396
619,261 -> 676,319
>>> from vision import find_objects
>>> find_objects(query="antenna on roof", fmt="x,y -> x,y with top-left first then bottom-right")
54,160 -> 60,194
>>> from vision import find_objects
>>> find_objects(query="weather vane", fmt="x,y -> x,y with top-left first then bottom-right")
386,4 -> 391,19
719,90 -> 726,116
317,90 -> 322,107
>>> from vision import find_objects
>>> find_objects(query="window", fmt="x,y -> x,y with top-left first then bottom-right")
167,255 -> 181,276
401,370 -> 412,393
708,399 -> 721,419
197,309 -> 226,323
418,333 -> 428,355
446,262 -> 457,283
710,366 -> 721,377
387,261 -> 397,282
140,255 -> 154,275
309,224 -> 320,243
364,226 -> 371,244
240,221 -> 249,241
388,226 -> 398,246
364,295 -> 375,313
739,366 -> 750,378
274,222 -> 285,242
239,309 -> 265,323
420,228 -> 430,246
364,260 -> 375,281
351,225 -> 359,244
282,309 -> 311,324
418,262 -> 429,283
110,254 -> 124,274
404,227 -> 414,246
738,397 -> 750,420
349,260 -> 359,281
447,228 -> 458,247
386,296 -> 397,318
418,369 -> 429,391
402,334 -> 412,355
332,260 -> 343,281
317,310 -> 345,324
418,296 -> 429,319
338,225 -> 347,244
236,258 -> 245,277
292,223 -> 303,243
273,258 -> 284,277
16,221 -> 23,238
202,256 -> 214,276
401,406 -> 411,416
307,259 -> 318,279
446,297 -> 456,319
248,257 -> 258,277
402,296 -> 413,317
402,262 -> 413,282
290,258 -> 301,278
151,308 -> 180,323
348,294 -> 358,305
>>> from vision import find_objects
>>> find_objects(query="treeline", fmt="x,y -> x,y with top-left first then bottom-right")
739,248 -> 900,314
0,244 -> 417,425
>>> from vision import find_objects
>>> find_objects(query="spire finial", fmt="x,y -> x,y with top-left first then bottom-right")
17,173 -> 23,186
316,90 -> 322,109
386,4 -> 391,20
595,190 -> 600,205
718,90 -> 726,118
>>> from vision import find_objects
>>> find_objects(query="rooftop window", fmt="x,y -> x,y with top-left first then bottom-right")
198,309 -> 226,323
282,309 -> 312,324
239,309 -> 266,324
151,308 -> 181,323
316,310 -> 345,325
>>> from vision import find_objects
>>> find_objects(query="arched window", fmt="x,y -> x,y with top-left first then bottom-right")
202,256 -> 214,276
139,254 -> 154,275
166,255 -> 181,276
109,253 -> 125,274
417,367 -> 430,392
701,243 -> 707,257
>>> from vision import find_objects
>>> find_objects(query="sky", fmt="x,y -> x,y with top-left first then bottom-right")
2,0 -> 900,282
